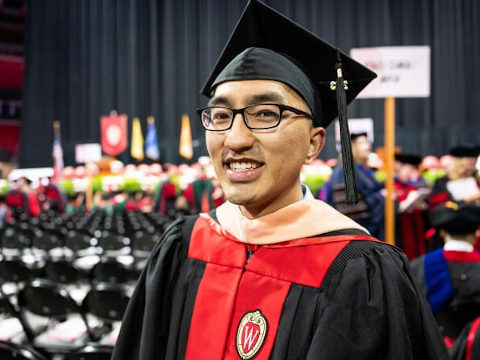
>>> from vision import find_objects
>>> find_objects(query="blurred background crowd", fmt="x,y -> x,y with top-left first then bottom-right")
1,143 -> 479,256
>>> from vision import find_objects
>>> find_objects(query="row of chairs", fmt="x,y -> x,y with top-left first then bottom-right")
0,340 -> 114,360
1,226 -> 162,256
0,210 -> 171,358
0,257 -> 140,287
0,251 -> 136,358
0,278 -> 131,359
11,208 -> 170,239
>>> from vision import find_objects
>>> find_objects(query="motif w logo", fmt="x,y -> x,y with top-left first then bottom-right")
242,324 -> 259,352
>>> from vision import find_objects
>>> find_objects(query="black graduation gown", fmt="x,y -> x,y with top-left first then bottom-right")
449,317 -> 480,360
112,213 -> 448,360
410,249 -> 480,338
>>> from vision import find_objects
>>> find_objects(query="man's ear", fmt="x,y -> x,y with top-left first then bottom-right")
305,127 -> 326,164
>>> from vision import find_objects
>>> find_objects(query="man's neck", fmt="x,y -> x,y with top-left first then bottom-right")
444,234 -> 476,251
239,186 -> 304,219
355,158 -> 368,167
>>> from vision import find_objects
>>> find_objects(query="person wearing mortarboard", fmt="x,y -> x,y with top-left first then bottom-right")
112,1 -> 448,359
394,153 -> 427,202
326,131 -> 386,241
410,202 -> 480,348
429,145 -> 480,212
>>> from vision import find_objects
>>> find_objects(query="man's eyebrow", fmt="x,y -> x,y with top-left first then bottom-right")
208,91 -> 286,107
245,92 -> 285,104
208,96 -> 230,107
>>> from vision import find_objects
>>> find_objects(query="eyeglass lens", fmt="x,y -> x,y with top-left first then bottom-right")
202,104 -> 281,130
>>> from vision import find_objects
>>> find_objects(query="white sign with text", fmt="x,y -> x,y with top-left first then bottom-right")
75,143 -> 102,164
350,46 -> 430,98
335,118 -> 374,152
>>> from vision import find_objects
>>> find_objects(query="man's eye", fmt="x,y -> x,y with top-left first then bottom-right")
256,111 -> 277,118
212,112 -> 231,120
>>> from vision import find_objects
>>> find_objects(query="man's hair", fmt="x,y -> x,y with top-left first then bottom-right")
445,231 -> 476,239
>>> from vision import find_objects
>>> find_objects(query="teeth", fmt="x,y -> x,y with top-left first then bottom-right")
229,161 -> 261,171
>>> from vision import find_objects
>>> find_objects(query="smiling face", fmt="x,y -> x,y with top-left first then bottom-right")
205,80 -> 325,218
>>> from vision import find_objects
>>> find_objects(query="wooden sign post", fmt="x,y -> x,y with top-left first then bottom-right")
384,97 -> 395,245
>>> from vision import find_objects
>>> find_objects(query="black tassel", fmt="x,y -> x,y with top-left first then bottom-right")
335,54 -> 358,204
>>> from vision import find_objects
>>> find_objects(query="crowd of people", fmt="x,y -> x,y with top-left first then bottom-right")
1,142 -> 479,254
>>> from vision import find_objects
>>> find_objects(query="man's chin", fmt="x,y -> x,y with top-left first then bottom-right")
223,191 -> 258,207
224,195 -> 250,206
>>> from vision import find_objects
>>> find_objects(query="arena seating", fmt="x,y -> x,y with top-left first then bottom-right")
0,339 -> 48,360
0,208 -> 172,358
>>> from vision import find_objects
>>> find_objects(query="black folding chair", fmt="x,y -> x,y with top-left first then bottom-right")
0,340 -> 48,360
65,230 -> 95,253
32,230 -> 62,252
44,260 -> 87,285
0,285 -> 36,343
1,227 -> 31,255
44,259 -> 92,305
82,283 -> 131,323
82,283 -> 131,347
91,259 -> 136,285
17,279 -> 99,353
98,231 -> 130,253
0,259 -> 39,287
63,344 -> 114,360
131,230 -> 161,255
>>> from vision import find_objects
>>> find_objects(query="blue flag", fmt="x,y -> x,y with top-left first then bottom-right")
145,116 -> 160,160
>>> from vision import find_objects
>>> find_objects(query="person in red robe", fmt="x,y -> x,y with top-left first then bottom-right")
394,153 -> 430,259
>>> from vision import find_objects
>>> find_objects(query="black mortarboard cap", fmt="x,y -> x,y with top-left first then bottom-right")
350,132 -> 369,141
200,0 -> 376,204
395,153 -> 422,167
449,145 -> 480,158
431,202 -> 480,235
201,0 -> 376,127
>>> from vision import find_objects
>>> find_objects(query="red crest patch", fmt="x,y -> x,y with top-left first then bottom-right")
236,310 -> 268,359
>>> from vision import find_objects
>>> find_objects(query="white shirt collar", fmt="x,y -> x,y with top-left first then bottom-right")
444,239 -> 474,252
301,183 -> 314,200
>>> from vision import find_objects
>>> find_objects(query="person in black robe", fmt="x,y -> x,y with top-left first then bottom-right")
428,145 -> 480,211
410,202 -> 480,342
449,317 -> 480,359
112,1 -> 448,359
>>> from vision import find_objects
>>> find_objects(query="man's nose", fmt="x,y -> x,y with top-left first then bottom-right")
224,113 -> 255,151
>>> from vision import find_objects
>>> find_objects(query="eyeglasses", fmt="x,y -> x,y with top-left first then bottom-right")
197,103 -> 313,131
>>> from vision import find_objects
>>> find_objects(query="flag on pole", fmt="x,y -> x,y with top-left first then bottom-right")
100,111 -> 128,156
52,120 -> 64,181
179,114 -> 193,160
145,116 -> 160,160
131,117 -> 144,161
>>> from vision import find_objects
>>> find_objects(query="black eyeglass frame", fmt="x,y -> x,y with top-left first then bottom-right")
196,103 -> 313,131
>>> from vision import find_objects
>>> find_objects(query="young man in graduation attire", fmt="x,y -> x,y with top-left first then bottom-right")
112,1 -> 448,359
